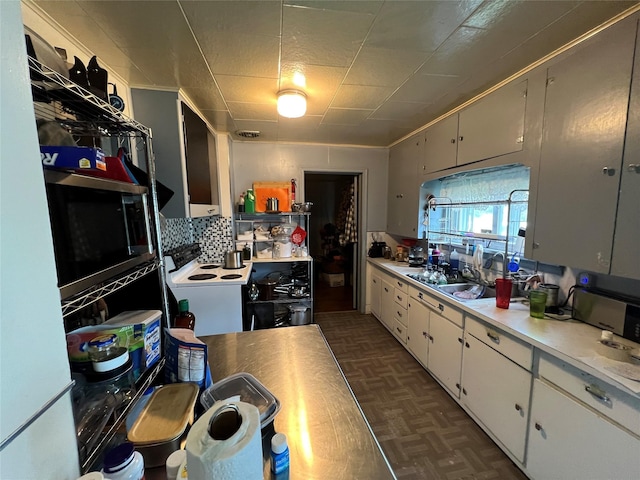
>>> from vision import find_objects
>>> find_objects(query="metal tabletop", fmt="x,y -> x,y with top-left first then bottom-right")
201,324 -> 396,480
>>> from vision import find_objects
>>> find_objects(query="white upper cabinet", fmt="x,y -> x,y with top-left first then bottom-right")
531,16 -> 637,276
457,79 -> 527,167
421,79 -> 527,176
387,132 -> 422,237
421,114 -> 459,174
611,19 -> 640,279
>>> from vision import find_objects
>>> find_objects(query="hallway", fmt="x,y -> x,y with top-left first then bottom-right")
314,311 -> 527,480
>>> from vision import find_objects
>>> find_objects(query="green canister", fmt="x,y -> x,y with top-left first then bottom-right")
245,189 -> 256,213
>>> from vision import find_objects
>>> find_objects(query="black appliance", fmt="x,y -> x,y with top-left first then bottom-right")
45,169 -> 155,300
573,289 -> 640,343
368,241 -> 386,258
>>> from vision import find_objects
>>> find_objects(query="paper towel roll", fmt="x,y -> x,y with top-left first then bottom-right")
186,400 -> 263,480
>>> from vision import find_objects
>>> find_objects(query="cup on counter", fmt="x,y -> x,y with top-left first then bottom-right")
495,278 -> 513,309
529,290 -> 548,318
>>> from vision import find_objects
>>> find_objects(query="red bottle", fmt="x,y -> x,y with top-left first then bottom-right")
174,299 -> 195,330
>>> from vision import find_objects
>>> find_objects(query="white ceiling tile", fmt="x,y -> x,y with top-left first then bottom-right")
193,31 -> 280,78
181,85 -> 227,112
284,1 -> 384,16
331,85 -> 394,109
344,46 -> 430,87
215,75 -> 279,103
200,109 -> 237,133
391,73 -> 462,104
365,0 -> 483,51
227,102 -> 279,122
370,101 -> 430,122
322,108 -> 374,126
180,0 -> 282,37
281,3 -> 376,67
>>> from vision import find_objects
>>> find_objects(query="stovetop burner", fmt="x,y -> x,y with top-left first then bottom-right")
222,265 -> 246,270
200,264 -> 221,270
188,273 -> 218,281
221,274 -> 242,280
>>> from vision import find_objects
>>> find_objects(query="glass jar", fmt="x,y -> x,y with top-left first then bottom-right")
87,334 -> 120,363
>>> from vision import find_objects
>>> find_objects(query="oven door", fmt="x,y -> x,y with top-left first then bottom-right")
45,170 -> 155,299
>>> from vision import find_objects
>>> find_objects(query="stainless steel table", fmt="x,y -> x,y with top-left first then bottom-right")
201,324 -> 396,480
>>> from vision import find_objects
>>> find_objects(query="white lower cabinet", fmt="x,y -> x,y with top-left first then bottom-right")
370,272 -> 381,319
380,277 -> 395,331
461,333 -> 531,463
527,379 -> 640,480
428,311 -> 463,398
407,292 -> 430,367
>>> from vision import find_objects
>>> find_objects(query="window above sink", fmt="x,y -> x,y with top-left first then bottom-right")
420,164 -> 530,258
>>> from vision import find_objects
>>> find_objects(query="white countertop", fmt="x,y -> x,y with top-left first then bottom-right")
368,258 -> 640,397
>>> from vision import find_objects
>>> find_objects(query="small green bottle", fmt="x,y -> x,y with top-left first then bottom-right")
245,189 -> 256,213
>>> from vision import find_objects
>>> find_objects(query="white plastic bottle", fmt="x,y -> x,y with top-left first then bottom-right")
450,249 -> 459,271
102,442 -> 145,480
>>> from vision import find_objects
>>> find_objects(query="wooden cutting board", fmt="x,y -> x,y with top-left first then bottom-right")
128,383 -> 199,444
253,181 -> 291,212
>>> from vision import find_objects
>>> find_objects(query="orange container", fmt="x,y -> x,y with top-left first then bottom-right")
253,181 -> 291,212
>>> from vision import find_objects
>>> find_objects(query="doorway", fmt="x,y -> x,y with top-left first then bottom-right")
305,173 -> 359,313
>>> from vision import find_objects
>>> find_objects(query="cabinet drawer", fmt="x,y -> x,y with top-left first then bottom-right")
394,304 -> 408,328
394,289 -> 408,309
392,276 -> 409,293
392,317 -> 407,344
410,287 -> 463,327
465,316 -> 532,371
538,353 -> 640,436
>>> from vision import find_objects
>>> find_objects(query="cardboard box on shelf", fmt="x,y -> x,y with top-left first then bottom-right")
66,310 -> 161,380
321,272 -> 345,287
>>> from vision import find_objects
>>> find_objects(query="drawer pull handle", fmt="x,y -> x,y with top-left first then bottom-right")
438,304 -> 444,312
429,334 -> 434,342
465,341 -> 470,348
397,311 -> 402,317
535,422 -> 542,431
396,327 -> 402,334
458,337 -> 463,344
515,403 -> 522,412
397,281 -> 403,288
397,295 -> 402,301
585,384 -> 610,403
462,388 -> 467,395
422,331 -> 428,338
418,292 -> 423,299
384,287 -> 389,293
486,331 -> 500,343
455,383 -> 461,390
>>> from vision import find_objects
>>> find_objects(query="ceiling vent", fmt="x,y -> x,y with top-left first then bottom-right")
236,130 -> 260,138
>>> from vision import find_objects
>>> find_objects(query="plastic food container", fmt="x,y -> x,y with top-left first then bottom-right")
200,372 -> 280,429
127,383 -> 199,468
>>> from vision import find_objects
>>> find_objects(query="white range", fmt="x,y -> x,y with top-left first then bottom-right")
165,244 -> 251,336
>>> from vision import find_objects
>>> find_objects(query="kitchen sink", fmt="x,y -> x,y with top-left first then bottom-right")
437,283 -> 496,300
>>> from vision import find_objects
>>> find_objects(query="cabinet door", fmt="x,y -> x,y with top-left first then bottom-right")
380,278 -> 395,330
387,132 -> 421,237
527,379 -> 640,480
457,80 -> 527,166
422,114 -> 458,174
532,18 -> 636,272
461,334 -> 530,462
370,272 -> 382,319
611,26 -> 640,280
428,312 -> 463,397
407,297 -> 430,367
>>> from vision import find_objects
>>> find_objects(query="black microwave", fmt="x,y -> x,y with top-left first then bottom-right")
44,170 -> 156,300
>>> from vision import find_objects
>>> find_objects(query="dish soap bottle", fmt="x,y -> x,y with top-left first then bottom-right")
174,299 -> 195,330
245,189 -> 256,214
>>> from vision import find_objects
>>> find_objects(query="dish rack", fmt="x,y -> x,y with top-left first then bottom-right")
425,189 -> 529,277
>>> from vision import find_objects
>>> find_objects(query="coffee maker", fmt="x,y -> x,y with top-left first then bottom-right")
408,246 -> 425,267
368,241 -> 386,258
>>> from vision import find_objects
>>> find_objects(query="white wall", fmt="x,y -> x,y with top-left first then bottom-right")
0,2 -> 79,477
231,142 -> 389,232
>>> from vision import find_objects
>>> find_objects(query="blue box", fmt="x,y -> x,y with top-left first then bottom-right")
40,145 -> 106,171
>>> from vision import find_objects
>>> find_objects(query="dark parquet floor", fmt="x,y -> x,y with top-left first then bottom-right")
314,311 -> 528,480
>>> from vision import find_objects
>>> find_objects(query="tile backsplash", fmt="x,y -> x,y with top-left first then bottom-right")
162,215 -> 233,262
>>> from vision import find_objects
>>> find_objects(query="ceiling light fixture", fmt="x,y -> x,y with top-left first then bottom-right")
277,90 -> 307,118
